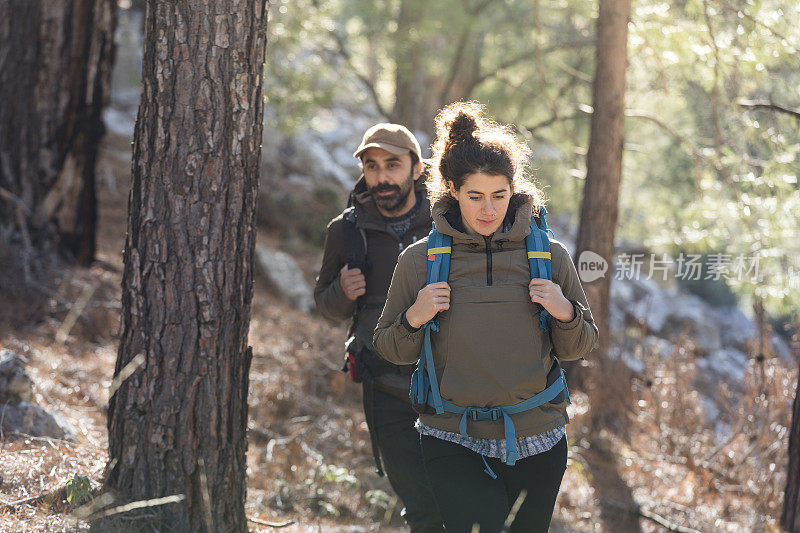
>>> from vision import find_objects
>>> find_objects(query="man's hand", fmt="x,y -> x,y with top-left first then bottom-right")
528,278 -> 574,321
405,282 -> 451,328
340,265 -> 366,301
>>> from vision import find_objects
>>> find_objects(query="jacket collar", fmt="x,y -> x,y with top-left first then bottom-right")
431,193 -> 534,244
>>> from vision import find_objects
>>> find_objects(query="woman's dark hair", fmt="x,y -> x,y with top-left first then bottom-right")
428,101 -> 544,210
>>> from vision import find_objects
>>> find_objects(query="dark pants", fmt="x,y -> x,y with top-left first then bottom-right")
370,387 -> 445,533
421,433 -> 567,533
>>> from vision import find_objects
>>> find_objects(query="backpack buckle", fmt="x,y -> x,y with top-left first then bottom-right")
467,407 -> 501,421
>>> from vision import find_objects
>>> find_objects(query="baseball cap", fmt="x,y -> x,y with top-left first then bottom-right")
353,123 -> 422,160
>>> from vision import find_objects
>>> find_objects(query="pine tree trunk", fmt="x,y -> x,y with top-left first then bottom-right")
783,370 -> 800,533
0,0 -> 116,278
572,0 -> 630,385
391,0 -> 431,136
101,1 -> 268,531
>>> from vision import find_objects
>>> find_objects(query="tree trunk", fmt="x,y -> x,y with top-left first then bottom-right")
391,0 -> 433,137
101,1 -> 268,531
572,0 -> 630,389
783,368 -> 800,532
0,0 -> 116,281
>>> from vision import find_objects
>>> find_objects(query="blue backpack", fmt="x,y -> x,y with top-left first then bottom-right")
409,206 -> 571,473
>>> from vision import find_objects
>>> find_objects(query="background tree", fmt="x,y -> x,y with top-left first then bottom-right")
784,370 -> 800,532
573,0 -> 630,378
0,0 -> 117,286
267,0 -> 594,140
100,1 -> 269,530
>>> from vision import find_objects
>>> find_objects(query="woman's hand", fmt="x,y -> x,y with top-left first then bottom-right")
529,278 -> 574,322
405,282 -> 451,328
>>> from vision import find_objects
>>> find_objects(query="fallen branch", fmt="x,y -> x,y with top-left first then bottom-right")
0,185 -> 33,216
601,497 -> 705,533
247,515 -> 296,528
0,487 -> 67,512
54,281 -> 98,349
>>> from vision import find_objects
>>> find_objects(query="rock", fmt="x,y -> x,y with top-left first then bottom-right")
642,336 -> 676,360
610,278 -> 635,306
702,394 -> 720,426
696,347 -> 749,384
0,349 -> 34,403
286,173 -> 315,193
615,349 -> 645,373
0,400 -> 75,441
770,333 -> 792,363
714,306 -> 756,352
103,107 -> 136,137
659,295 -> 722,356
0,350 -> 75,441
255,246 -> 314,313
607,305 -> 627,342
620,288 -> 722,356
291,140 -> 353,189
619,278 -> 671,332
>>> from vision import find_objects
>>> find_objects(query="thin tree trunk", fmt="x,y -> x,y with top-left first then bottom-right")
100,1 -> 268,531
391,0 -> 430,135
572,0 -> 630,388
0,0 -> 116,277
783,367 -> 800,532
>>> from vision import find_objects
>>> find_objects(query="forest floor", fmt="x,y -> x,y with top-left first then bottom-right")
0,131 -> 794,532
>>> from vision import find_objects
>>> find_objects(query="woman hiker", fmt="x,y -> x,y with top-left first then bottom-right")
373,101 -> 599,532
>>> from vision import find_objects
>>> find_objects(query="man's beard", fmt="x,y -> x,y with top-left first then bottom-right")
369,171 -> 415,214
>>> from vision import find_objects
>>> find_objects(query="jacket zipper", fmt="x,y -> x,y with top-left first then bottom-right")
483,234 -> 493,285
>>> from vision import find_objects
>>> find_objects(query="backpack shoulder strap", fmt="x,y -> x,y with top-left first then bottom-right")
533,205 -> 556,239
526,213 -> 553,331
342,206 -> 367,271
426,222 -> 452,285
412,223 -> 451,415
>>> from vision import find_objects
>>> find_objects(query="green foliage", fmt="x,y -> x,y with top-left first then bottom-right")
65,474 -> 91,505
364,489 -> 392,510
318,464 -> 360,486
265,0 -> 366,132
620,0 -> 800,315
316,500 -> 340,516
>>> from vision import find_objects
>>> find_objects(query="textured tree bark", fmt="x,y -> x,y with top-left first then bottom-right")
783,372 -> 800,532
390,0 -> 448,140
0,0 -> 116,276
572,0 -> 630,387
101,1 -> 268,531
391,0 -> 429,135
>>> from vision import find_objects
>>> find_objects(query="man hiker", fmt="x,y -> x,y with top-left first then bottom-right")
314,124 -> 443,532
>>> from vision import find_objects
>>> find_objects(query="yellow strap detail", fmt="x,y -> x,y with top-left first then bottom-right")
527,251 -> 552,260
427,246 -> 452,255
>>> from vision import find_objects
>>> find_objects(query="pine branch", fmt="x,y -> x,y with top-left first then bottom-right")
738,100 -> 800,121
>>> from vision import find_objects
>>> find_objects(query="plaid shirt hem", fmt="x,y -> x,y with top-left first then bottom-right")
417,420 -> 566,462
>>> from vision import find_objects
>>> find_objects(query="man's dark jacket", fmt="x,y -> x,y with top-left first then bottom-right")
314,175 -> 432,397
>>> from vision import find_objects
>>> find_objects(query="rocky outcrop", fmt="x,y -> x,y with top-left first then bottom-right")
0,350 -> 75,440
255,246 -> 315,314
607,274 -> 792,405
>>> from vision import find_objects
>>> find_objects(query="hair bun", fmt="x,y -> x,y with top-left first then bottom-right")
448,112 -> 478,143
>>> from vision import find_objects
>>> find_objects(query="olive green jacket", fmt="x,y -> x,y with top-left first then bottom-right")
373,194 -> 599,438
